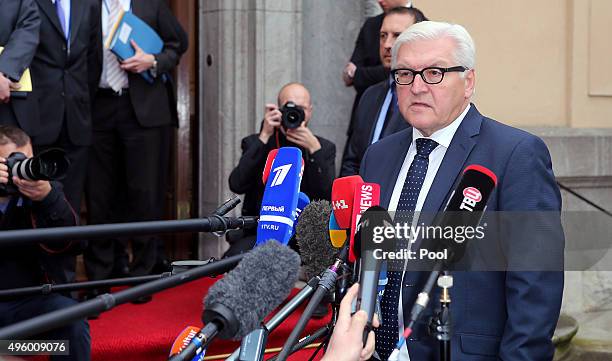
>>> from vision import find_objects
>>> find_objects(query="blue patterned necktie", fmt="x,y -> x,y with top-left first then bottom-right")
54,0 -> 69,40
375,138 -> 438,360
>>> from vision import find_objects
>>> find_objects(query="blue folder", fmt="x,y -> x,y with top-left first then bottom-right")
106,11 -> 163,83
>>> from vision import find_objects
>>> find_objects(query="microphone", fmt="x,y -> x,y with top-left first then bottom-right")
401,165 -> 497,350
295,200 -> 339,280
331,176 -> 363,229
229,201 -> 331,361
348,183 -> 380,262
168,240 -> 300,361
169,326 -> 205,361
256,147 -> 303,246
275,245 -> 348,361
353,206 -> 393,345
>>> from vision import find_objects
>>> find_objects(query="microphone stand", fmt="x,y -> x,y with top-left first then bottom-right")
428,272 -> 452,361
0,273 -> 170,299
275,246 -> 348,361
225,276 -> 321,361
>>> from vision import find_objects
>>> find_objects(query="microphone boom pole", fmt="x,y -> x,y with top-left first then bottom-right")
0,254 -> 245,340
0,216 -> 258,248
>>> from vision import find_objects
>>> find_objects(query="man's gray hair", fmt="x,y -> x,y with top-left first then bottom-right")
391,21 -> 476,72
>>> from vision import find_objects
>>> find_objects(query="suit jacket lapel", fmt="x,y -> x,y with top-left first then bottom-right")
421,104 -> 482,212
36,0 -> 66,40
130,0 -> 141,16
68,0 -> 84,50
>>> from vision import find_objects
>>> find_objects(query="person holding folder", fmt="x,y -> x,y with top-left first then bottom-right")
0,0 -> 40,135
84,0 -> 187,294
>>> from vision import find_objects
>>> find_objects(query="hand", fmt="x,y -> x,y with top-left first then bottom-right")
322,283 -> 379,361
13,177 -> 52,202
259,103 -> 282,144
120,40 -> 156,73
285,123 -> 321,154
0,72 -> 11,103
343,62 -> 356,86
0,158 -> 9,185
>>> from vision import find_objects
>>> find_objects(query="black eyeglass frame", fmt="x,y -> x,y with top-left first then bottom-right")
392,66 -> 469,85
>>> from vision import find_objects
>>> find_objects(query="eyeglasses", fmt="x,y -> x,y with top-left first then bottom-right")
392,66 -> 468,85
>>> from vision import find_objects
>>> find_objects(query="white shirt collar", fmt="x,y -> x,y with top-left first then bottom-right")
411,103 -> 471,149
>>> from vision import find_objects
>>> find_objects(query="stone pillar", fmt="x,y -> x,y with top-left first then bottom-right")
301,0 -> 363,169
198,0 -> 303,258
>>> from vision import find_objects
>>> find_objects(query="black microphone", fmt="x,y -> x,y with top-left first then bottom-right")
229,200 -> 336,361
276,244 -> 349,361
169,240 -> 300,361
353,205 -> 393,345
406,164 -> 497,332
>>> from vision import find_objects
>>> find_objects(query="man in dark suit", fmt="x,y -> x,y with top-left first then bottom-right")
84,0 -> 187,285
341,6 -> 427,176
0,0 -> 40,135
360,21 -> 564,360
27,0 -> 101,285
228,82 -> 336,254
342,1 -> 423,140
31,0 -> 102,213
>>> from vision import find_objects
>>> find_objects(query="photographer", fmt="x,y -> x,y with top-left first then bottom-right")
0,125 -> 89,361
228,82 -> 336,251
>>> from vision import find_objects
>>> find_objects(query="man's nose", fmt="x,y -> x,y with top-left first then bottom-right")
410,73 -> 428,94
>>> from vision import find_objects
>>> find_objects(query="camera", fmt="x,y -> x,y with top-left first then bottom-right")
0,148 -> 70,197
280,101 -> 305,130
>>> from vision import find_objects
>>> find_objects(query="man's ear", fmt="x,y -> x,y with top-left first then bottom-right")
464,69 -> 475,98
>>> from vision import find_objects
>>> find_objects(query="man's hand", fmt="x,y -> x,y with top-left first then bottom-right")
322,283 -> 378,361
343,62 -> 357,86
120,40 -> 156,73
0,158 -> 9,185
259,103 -> 282,144
0,72 -> 11,103
285,123 -> 321,154
13,177 -> 52,202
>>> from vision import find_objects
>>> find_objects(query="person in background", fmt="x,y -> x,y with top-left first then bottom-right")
341,6 -> 427,176
0,125 -> 89,361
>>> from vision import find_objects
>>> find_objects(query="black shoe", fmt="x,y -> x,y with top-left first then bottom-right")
152,258 -> 171,274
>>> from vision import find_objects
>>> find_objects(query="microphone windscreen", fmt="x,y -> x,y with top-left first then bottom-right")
295,200 -> 339,280
203,240 -> 300,339
331,175 -> 363,229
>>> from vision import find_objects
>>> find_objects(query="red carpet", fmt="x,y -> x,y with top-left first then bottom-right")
78,276 -> 330,360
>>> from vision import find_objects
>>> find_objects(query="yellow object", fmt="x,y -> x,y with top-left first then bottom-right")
0,46 -> 33,92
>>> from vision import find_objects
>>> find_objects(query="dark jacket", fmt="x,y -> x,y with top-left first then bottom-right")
229,132 -> 336,217
0,0 -> 40,133
340,80 -> 408,177
0,182 -> 80,291
124,0 -> 187,128
31,0 -> 102,146
347,13 -> 387,137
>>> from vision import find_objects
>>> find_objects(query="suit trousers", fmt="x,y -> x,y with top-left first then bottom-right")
85,91 -> 167,280
0,294 -> 90,361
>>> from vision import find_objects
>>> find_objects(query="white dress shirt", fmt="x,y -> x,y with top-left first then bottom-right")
99,0 -> 131,89
386,103 -> 471,360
